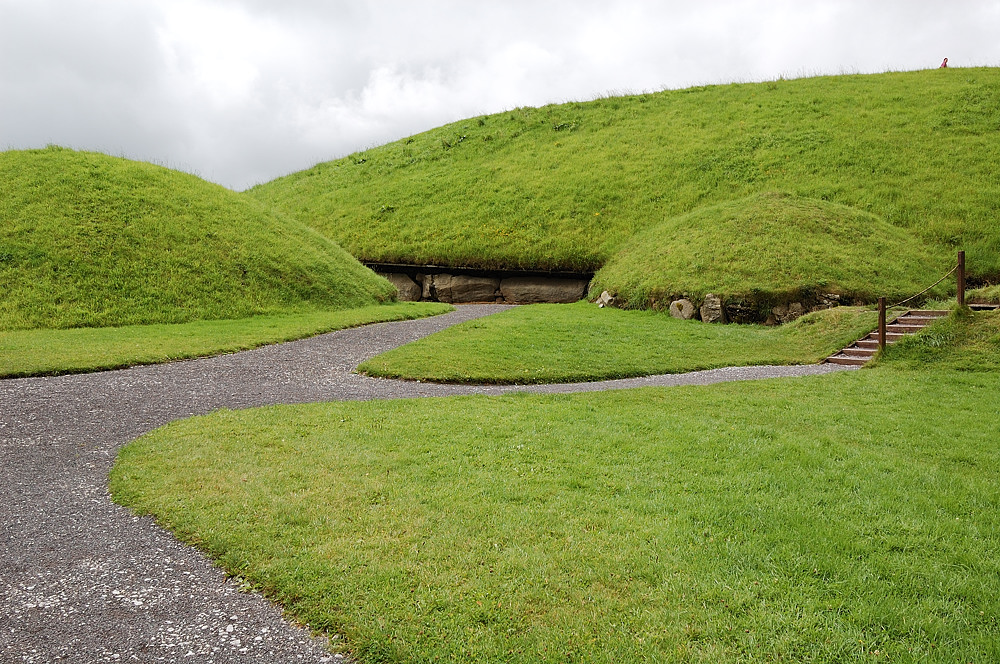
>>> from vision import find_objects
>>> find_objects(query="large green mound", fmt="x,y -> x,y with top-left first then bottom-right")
591,192 -> 950,311
0,147 -> 395,331
249,67 -> 1000,302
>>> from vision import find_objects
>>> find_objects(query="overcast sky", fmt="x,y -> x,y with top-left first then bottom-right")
3,1 -> 998,190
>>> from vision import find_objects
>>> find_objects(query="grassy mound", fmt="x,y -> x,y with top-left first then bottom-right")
590,192 -> 949,311
249,68 -> 1000,299
0,147 -> 395,331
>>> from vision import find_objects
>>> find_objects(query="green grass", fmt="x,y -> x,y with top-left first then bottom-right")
357,301 -> 878,383
968,284 -> 1000,304
0,302 -> 451,378
111,312 -> 1000,663
0,146 -> 395,331
590,192 -> 950,310
249,68 -> 1000,301
876,306 -> 1000,372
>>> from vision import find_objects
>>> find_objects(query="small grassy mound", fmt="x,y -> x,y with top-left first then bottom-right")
249,68 -> 1000,297
0,147 -> 396,331
590,192 -> 949,311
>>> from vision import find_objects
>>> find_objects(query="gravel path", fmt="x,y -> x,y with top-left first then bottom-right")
1,304 -> 854,662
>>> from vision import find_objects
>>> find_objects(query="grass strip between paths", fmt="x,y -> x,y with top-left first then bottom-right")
359,302 -> 880,384
0,302 -> 452,378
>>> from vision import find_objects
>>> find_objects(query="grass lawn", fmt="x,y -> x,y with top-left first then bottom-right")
111,311 -> 1000,663
358,301 -> 880,383
0,302 -> 450,378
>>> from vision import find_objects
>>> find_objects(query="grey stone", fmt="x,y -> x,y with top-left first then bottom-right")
596,290 -> 616,308
433,274 -> 500,303
418,273 -> 433,300
379,272 -> 422,301
815,293 -> 841,310
700,293 -> 726,323
669,298 -> 696,320
773,302 -> 806,324
499,277 -> 588,304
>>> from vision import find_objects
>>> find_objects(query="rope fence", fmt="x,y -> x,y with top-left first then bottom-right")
877,250 -> 965,350
888,264 -> 958,308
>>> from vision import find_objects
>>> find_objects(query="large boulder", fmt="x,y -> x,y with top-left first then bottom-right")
500,277 -> 588,304
669,298 -> 696,319
595,290 -> 617,308
432,274 -> 500,303
379,273 -> 422,301
700,293 -> 726,324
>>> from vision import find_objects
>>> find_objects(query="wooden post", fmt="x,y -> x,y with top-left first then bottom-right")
878,297 -> 887,351
957,250 -> 966,307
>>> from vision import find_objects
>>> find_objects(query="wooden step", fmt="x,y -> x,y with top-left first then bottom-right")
862,332 -> 904,342
895,315 -> 941,325
824,308 -> 950,366
826,355 -> 870,366
970,303 -> 999,311
887,323 -> 927,333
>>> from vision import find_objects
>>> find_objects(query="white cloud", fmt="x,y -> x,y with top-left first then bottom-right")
2,0 -> 1000,189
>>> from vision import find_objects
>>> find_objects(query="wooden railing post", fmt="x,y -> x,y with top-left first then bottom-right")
878,297 -> 887,350
957,250 -> 966,307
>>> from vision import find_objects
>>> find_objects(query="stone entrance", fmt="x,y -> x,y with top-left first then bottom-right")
367,263 -> 592,305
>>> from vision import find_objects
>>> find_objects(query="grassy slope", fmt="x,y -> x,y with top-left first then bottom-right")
249,68 -> 1000,292
0,302 -> 451,378
968,285 -> 1000,304
112,311 -> 1000,663
0,147 -> 395,331
878,306 -> 1000,371
358,301 -> 878,384
591,192 -> 949,309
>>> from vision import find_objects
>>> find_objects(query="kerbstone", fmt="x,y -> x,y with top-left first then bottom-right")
499,277 -> 587,304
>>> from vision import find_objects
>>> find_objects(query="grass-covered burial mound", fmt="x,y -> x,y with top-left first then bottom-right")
590,192 -> 949,314
0,147 -> 395,330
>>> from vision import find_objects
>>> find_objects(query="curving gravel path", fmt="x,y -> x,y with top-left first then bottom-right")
0,305 -> 854,662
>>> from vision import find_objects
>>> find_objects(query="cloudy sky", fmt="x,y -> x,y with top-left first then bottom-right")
3,1 -> 998,190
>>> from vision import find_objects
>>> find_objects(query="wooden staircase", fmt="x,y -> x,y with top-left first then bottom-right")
825,309 -> 949,366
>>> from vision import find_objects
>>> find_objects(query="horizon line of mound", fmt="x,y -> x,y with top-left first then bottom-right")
589,192 -> 954,323
0,147 -> 395,332
247,67 -> 1000,283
